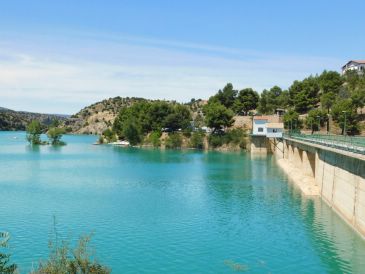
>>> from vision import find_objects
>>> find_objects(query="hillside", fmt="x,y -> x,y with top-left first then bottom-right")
64,97 -> 147,134
0,108 -> 69,131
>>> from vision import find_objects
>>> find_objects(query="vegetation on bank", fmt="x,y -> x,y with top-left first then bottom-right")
97,97 -> 249,150
0,228 -> 110,274
95,70 -> 364,149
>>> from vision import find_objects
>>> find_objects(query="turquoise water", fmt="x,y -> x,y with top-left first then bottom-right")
1,131 -> 365,273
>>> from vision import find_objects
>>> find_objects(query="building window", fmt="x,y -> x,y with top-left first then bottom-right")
258,127 -> 263,132
273,129 -> 277,133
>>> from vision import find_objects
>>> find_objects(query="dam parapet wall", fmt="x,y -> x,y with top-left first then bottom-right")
270,136 -> 365,237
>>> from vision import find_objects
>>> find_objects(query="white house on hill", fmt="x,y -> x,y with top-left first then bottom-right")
342,60 -> 365,75
252,116 -> 283,138
266,123 -> 284,138
252,116 -> 268,136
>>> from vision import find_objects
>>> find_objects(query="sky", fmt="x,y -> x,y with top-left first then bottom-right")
0,0 -> 364,114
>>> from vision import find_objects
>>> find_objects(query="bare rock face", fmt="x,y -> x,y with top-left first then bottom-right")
64,97 -> 145,135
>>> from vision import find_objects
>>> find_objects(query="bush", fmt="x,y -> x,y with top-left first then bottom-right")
26,120 -> 43,145
148,131 -> 162,147
47,127 -> 66,146
225,128 -> 247,145
0,232 -> 17,274
102,128 -> 117,143
165,133 -> 182,149
208,128 -> 247,149
31,234 -> 110,274
208,134 -> 224,148
189,131 -> 205,149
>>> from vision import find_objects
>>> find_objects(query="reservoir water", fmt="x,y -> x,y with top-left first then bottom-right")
1,131 -> 365,273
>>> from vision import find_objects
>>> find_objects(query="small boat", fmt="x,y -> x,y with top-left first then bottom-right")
109,140 -> 130,146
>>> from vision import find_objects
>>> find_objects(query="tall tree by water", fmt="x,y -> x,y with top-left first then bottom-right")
233,88 -> 259,115
26,120 -> 43,145
203,101 -> 234,133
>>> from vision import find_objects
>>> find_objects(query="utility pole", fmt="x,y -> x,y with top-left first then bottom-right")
342,111 -> 347,136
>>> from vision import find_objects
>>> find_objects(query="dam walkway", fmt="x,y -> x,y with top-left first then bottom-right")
283,133 -> 365,156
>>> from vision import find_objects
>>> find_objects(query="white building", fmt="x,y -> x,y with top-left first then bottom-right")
252,116 -> 268,136
342,60 -> 365,75
252,116 -> 283,138
266,123 -> 284,138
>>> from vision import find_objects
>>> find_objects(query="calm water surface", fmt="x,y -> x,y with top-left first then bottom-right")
1,131 -> 365,273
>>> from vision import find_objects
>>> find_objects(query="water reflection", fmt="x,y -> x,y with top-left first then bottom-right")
291,186 -> 365,273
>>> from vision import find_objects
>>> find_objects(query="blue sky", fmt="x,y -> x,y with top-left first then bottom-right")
0,0 -> 364,114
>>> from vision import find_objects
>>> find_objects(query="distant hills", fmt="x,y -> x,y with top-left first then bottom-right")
0,107 -> 69,131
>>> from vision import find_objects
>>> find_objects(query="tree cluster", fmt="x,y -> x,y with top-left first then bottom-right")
26,120 -> 66,146
112,100 -> 191,145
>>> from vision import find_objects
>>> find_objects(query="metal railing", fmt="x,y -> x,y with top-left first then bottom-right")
283,132 -> 365,155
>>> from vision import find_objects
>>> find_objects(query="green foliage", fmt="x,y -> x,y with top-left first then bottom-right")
203,102 -> 234,133
0,232 -> 16,274
122,118 -> 142,146
164,104 -> 191,131
102,128 -> 117,143
318,70 -> 343,94
193,113 -> 205,128
98,135 -> 104,144
113,100 -> 192,145
31,234 -> 110,274
331,99 -> 359,135
258,86 -> 289,114
233,88 -> 259,115
165,133 -> 182,149
305,109 -> 328,132
208,134 -> 224,148
208,128 -> 247,149
189,131 -> 205,149
283,109 -> 301,130
209,83 -> 237,109
289,76 -> 320,113
225,128 -> 247,148
147,131 -> 162,148
351,88 -> 365,109
50,119 -> 61,128
320,92 -> 336,112
26,120 -> 43,145
47,127 -> 66,146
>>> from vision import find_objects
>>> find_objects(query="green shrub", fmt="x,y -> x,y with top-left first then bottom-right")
225,128 -> 247,145
102,128 -> 117,143
26,120 -> 43,145
148,131 -> 162,147
31,234 -> 110,274
0,232 -> 17,274
165,133 -> 182,149
189,131 -> 205,149
47,127 -> 66,146
208,128 -> 247,149
208,134 -> 224,148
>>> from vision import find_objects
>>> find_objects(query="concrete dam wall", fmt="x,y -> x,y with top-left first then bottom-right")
270,137 -> 365,238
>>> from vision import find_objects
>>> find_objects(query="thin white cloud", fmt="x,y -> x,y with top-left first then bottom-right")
0,32 -> 343,114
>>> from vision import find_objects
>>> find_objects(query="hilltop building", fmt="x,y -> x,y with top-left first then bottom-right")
252,116 -> 284,138
342,60 -> 365,75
